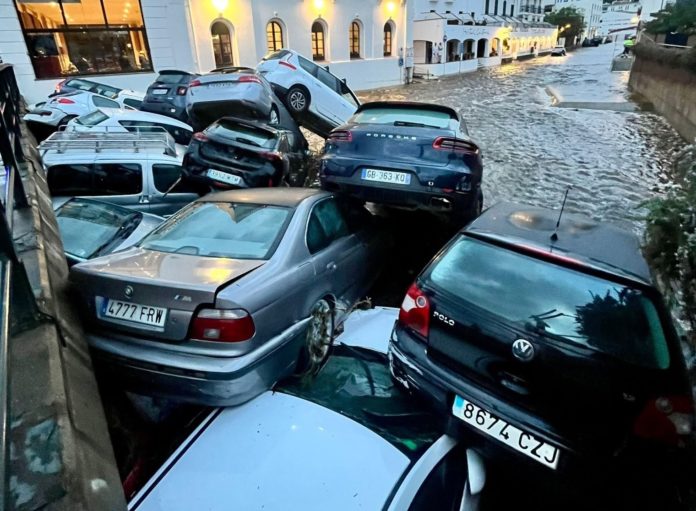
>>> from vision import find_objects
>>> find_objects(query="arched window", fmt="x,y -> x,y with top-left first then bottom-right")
211,21 -> 234,68
383,22 -> 393,57
311,21 -> 325,61
266,20 -> 284,53
349,21 -> 361,59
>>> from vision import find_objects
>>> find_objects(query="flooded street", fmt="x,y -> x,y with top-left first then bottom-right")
359,43 -> 686,233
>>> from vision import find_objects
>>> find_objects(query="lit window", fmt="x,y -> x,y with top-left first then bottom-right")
383,22 -> 393,57
266,20 -> 283,53
349,21 -> 361,59
13,0 -> 152,79
311,21 -> 325,61
211,21 -> 234,68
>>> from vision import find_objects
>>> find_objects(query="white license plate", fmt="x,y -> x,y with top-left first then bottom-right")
103,299 -> 167,327
206,169 -> 243,186
152,89 -> 168,95
452,396 -> 560,469
208,82 -> 235,87
361,168 -> 411,185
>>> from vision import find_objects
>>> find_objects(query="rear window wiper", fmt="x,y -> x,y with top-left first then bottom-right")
234,137 -> 261,147
393,120 -> 440,129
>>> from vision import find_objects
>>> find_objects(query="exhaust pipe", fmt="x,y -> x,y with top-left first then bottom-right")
430,197 -> 452,210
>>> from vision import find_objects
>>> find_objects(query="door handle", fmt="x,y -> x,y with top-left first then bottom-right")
326,262 -> 337,272
139,195 -> 150,204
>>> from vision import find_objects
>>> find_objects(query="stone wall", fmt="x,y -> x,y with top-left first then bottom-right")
629,55 -> 696,142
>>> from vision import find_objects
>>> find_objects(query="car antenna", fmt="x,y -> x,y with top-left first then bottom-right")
550,185 -> 572,242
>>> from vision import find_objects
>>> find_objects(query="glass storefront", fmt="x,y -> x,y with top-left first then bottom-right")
14,0 -> 152,79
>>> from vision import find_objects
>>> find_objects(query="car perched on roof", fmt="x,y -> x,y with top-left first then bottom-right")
141,70 -> 200,122
389,202 -> 693,493
127,307 -> 487,511
320,101 -> 484,224
257,49 -> 360,138
182,117 -> 308,189
50,77 -> 144,109
70,188 -> 389,406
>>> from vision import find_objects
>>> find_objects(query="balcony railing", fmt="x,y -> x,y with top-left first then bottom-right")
0,63 -> 39,511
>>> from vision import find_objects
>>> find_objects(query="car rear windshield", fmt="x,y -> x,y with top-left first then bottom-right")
263,50 -> 291,60
155,72 -> 192,84
75,109 -> 109,127
56,199 -> 139,259
140,202 -> 290,260
66,79 -> 120,98
207,121 -> 277,149
351,107 -> 455,129
278,345 -> 442,460
424,236 -> 671,369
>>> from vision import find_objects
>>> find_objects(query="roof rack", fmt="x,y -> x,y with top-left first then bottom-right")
39,129 -> 177,157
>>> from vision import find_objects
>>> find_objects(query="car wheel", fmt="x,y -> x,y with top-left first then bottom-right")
287,86 -> 309,114
57,115 -> 76,129
269,105 -> 280,125
295,299 -> 334,377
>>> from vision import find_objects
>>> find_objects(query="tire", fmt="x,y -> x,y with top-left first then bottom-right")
269,105 -> 280,125
57,115 -> 76,129
295,299 -> 334,377
286,86 -> 309,114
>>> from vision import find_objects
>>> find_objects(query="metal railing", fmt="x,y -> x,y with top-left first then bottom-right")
0,63 -> 38,511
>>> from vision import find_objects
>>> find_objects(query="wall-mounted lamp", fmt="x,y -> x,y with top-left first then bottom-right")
314,0 -> 324,10
212,0 -> 228,14
386,1 -> 396,14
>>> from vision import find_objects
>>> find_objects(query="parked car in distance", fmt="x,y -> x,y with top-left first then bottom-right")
71,188 -> 389,406
257,49 -> 360,138
67,108 -> 194,148
182,117 -> 308,189
127,306 -> 486,511
320,101 -> 483,224
41,130 -> 205,216
389,202 -> 693,480
551,46 -> 567,56
55,198 -> 163,266
185,67 -> 279,130
141,70 -> 200,122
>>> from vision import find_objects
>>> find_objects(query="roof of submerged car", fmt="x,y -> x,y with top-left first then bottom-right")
198,187 -> 330,207
464,202 -> 652,284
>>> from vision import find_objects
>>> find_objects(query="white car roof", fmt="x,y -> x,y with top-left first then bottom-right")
129,392 -> 410,511
90,108 -> 193,129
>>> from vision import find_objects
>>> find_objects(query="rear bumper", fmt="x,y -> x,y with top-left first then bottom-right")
183,149 -> 281,188
88,318 -> 309,406
23,110 -> 63,126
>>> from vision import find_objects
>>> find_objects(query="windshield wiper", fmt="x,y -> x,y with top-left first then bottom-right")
235,137 -> 261,147
393,120 -> 439,129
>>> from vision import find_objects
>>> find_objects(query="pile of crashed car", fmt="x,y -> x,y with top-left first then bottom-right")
29,49 -> 695,510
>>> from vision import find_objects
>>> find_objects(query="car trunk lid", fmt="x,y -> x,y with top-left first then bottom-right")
71,247 -> 264,341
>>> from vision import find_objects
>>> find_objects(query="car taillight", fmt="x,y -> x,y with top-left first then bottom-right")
433,137 -> 480,155
189,79 -> 201,88
190,308 -> 255,343
193,132 -> 208,142
399,283 -> 430,338
54,79 -> 66,93
328,130 -> 352,142
633,395 -> 694,446
279,60 -> 297,70
259,151 -> 282,162
238,75 -> 262,84
176,86 -> 188,95
56,97 -> 75,104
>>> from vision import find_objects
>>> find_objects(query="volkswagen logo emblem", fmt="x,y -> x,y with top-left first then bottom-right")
124,285 -> 134,300
512,339 -> 535,362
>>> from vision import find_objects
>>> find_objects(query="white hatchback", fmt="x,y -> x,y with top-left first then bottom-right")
257,49 -> 360,138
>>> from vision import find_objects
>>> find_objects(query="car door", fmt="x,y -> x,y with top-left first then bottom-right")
306,197 -> 366,313
313,66 -> 344,126
92,159 -> 149,211
147,161 -> 201,216
296,57 -> 335,123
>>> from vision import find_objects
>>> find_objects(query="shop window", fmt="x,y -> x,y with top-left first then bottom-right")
211,21 -> 234,68
13,0 -> 153,79
383,22 -> 394,57
311,21 -> 325,61
266,20 -> 284,53
349,21 -> 361,59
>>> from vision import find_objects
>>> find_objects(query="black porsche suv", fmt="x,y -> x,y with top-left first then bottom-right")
389,202 -> 693,504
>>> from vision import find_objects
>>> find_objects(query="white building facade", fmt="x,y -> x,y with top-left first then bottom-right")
2,0 -> 554,103
598,1 -> 640,38
553,0 -> 603,40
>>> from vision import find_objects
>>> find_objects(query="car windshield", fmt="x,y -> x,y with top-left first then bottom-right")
424,236 -> 671,369
75,109 -> 109,126
263,50 -> 290,61
278,345 -> 442,460
56,199 -> 139,259
351,107 -> 454,129
207,121 -> 277,148
155,73 -> 192,84
140,202 -> 291,260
